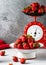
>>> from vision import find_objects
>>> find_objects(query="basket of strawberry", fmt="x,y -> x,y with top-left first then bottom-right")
22,2 -> 46,16
13,34 -> 41,59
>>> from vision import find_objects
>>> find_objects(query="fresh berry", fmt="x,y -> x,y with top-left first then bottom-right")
27,35 -> 34,43
38,8 -> 44,13
32,7 -> 37,11
20,58 -> 26,64
9,63 -> 13,65
29,42 -> 33,49
26,9 -> 30,13
35,43 -> 40,48
22,10 -> 26,13
20,35 -> 27,42
13,56 -> 18,62
14,43 -> 17,48
31,2 -> 40,8
23,43 -> 29,49
44,6 -> 46,12
17,44 -> 23,49
15,39 -> 22,44
0,51 -> 5,56
33,43 -> 40,48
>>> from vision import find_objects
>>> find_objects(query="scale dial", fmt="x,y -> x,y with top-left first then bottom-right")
27,25 -> 43,41
24,22 -> 46,43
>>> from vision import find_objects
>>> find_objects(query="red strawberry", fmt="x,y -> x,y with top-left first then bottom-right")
31,2 -> 40,8
22,10 -> 26,13
29,42 -> 33,49
35,43 -> 40,48
15,39 -> 22,44
0,51 -> 5,56
13,56 -> 18,62
44,6 -> 46,12
17,44 -> 23,49
14,43 -> 17,48
38,8 -> 44,13
25,9 -> 30,13
9,63 -> 13,65
32,7 -> 37,11
33,43 -> 40,48
27,35 -> 34,43
20,58 -> 26,64
23,43 -> 29,49
20,35 -> 27,42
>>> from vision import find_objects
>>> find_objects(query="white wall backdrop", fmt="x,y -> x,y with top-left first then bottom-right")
0,0 -> 46,43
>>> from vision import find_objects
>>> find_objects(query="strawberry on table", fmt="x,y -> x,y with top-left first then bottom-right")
0,51 -> 5,56
13,56 -> 18,62
20,58 -> 26,64
8,63 -> 13,65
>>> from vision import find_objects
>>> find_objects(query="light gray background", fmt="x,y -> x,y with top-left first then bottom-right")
0,0 -> 46,43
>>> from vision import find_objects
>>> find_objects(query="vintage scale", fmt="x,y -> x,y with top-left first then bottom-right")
23,3 -> 46,48
24,16 -> 46,48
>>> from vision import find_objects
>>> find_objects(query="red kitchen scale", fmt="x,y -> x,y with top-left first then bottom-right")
22,2 -> 46,48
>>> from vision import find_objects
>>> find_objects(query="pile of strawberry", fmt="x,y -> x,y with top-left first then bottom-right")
22,2 -> 46,15
14,34 -> 40,49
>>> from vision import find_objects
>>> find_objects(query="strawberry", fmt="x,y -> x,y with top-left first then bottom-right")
17,44 -> 23,49
41,5 -> 45,9
20,58 -> 26,64
35,43 -> 40,48
31,2 -> 40,8
29,42 -> 33,49
22,10 -> 26,13
13,56 -> 18,62
25,9 -> 30,13
32,7 -> 37,11
14,43 -> 17,48
20,35 -> 27,42
27,35 -> 34,43
38,8 -> 44,13
9,63 -> 13,65
15,39 -> 22,44
0,51 -> 5,56
44,6 -> 46,12
23,43 -> 29,49
33,43 -> 40,48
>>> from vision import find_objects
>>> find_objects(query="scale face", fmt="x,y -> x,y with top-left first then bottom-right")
27,25 -> 43,41
24,22 -> 46,44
